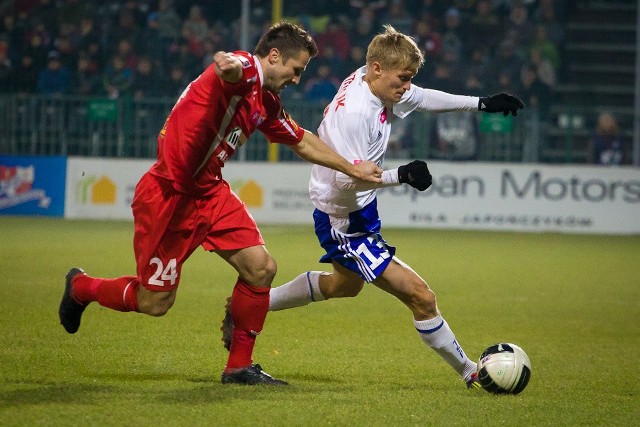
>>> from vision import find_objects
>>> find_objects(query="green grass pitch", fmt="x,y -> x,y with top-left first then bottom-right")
1,216 -> 638,426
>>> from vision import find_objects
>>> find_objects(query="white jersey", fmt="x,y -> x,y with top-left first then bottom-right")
309,66 -> 479,217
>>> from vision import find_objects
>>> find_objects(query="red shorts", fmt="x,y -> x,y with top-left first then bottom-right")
131,172 -> 264,291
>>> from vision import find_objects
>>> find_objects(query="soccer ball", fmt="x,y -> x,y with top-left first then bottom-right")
477,343 -> 531,394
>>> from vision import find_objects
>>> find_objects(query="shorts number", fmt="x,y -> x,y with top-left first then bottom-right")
148,257 -> 178,286
355,237 -> 390,270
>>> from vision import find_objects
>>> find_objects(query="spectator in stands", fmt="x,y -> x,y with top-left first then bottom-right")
36,51 -> 71,95
201,37 -> 220,68
525,46 -> 556,88
31,0 -> 57,34
56,0 -> 90,34
413,17 -> 442,60
52,31 -> 76,68
167,38 -> 199,81
139,12 -> 164,61
415,0 -> 448,21
72,54 -> 100,95
310,44 -> 345,80
0,15 -> 19,53
440,8 -> 465,64
24,32 -> 49,72
467,46 -> 491,83
115,38 -> 138,70
534,0 -> 565,48
343,45 -> 366,75
350,6 -> 378,51
504,1 -> 536,48
12,53 -> 39,93
589,112 -> 624,165
156,0 -> 182,48
102,54 -> 133,99
109,7 -> 142,53
303,63 -> 340,105
492,39 -> 524,86
24,18 -> 52,57
530,24 -> 561,72
430,61 -> 460,93
467,0 -> 502,53
463,71 -> 485,97
2,13 -> 29,58
381,0 -> 413,35
181,25 -> 204,60
164,64 -> 189,98
349,0 -> 388,17
316,19 -> 351,61
76,16 -> 101,55
132,56 -> 162,99
79,38 -> 105,76
494,69 -> 516,95
0,40 -> 12,93
182,5 -> 209,46
120,0 -> 150,29
519,65 -> 552,118
441,7 -> 466,43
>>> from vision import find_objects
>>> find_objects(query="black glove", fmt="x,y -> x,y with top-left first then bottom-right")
398,160 -> 432,191
479,92 -> 525,116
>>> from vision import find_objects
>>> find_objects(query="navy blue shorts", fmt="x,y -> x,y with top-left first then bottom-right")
313,198 -> 395,282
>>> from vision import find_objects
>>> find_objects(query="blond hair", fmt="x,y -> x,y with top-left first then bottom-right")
366,24 -> 424,71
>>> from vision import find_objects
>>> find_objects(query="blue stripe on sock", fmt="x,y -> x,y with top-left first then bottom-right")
416,319 -> 444,334
306,272 -> 315,302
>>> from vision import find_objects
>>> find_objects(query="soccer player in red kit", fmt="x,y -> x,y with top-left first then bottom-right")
59,22 -> 383,385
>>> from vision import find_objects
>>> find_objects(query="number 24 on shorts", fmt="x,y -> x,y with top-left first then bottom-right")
148,257 -> 178,286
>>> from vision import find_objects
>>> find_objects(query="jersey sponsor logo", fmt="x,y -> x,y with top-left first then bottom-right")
333,72 -> 357,112
217,150 -> 229,163
380,107 -> 387,124
193,95 -> 242,176
241,59 -> 251,68
215,127 -> 248,165
251,111 -> 265,126
225,127 -> 242,150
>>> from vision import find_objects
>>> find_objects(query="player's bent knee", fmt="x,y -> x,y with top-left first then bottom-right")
244,256 -> 277,286
401,281 -> 437,317
414,287 -> 437,316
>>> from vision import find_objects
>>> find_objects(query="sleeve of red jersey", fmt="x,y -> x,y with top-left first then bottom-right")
258,92 -> 306,145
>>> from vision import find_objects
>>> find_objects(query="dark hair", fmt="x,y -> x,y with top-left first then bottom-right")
254,21 -> 318,63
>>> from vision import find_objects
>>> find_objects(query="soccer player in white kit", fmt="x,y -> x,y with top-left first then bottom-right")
223,25 -> 524,388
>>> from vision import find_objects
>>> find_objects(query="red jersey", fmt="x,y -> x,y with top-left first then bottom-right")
149,51 -> 306,195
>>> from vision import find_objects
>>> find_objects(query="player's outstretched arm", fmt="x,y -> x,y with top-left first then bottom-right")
213,51 -> 243,83
478,93 -> 525,116
334,159 -> 432,192
290,131 -> 383,183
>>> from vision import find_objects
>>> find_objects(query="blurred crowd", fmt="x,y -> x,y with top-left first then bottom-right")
0,0 -> 570,116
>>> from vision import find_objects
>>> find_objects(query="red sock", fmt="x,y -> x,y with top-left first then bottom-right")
225,280 -> 270,372
73,273 -> 139,312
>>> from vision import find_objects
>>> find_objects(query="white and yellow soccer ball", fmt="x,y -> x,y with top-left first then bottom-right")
477,343 -> 531,394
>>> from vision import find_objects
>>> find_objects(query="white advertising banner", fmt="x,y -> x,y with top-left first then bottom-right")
65,157 -> 152,219
379,161 -> 639,234
65,157 -> 640,234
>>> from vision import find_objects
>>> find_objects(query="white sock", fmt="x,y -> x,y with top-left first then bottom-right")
414,314 -> 477,381
269,271 -> 326,311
